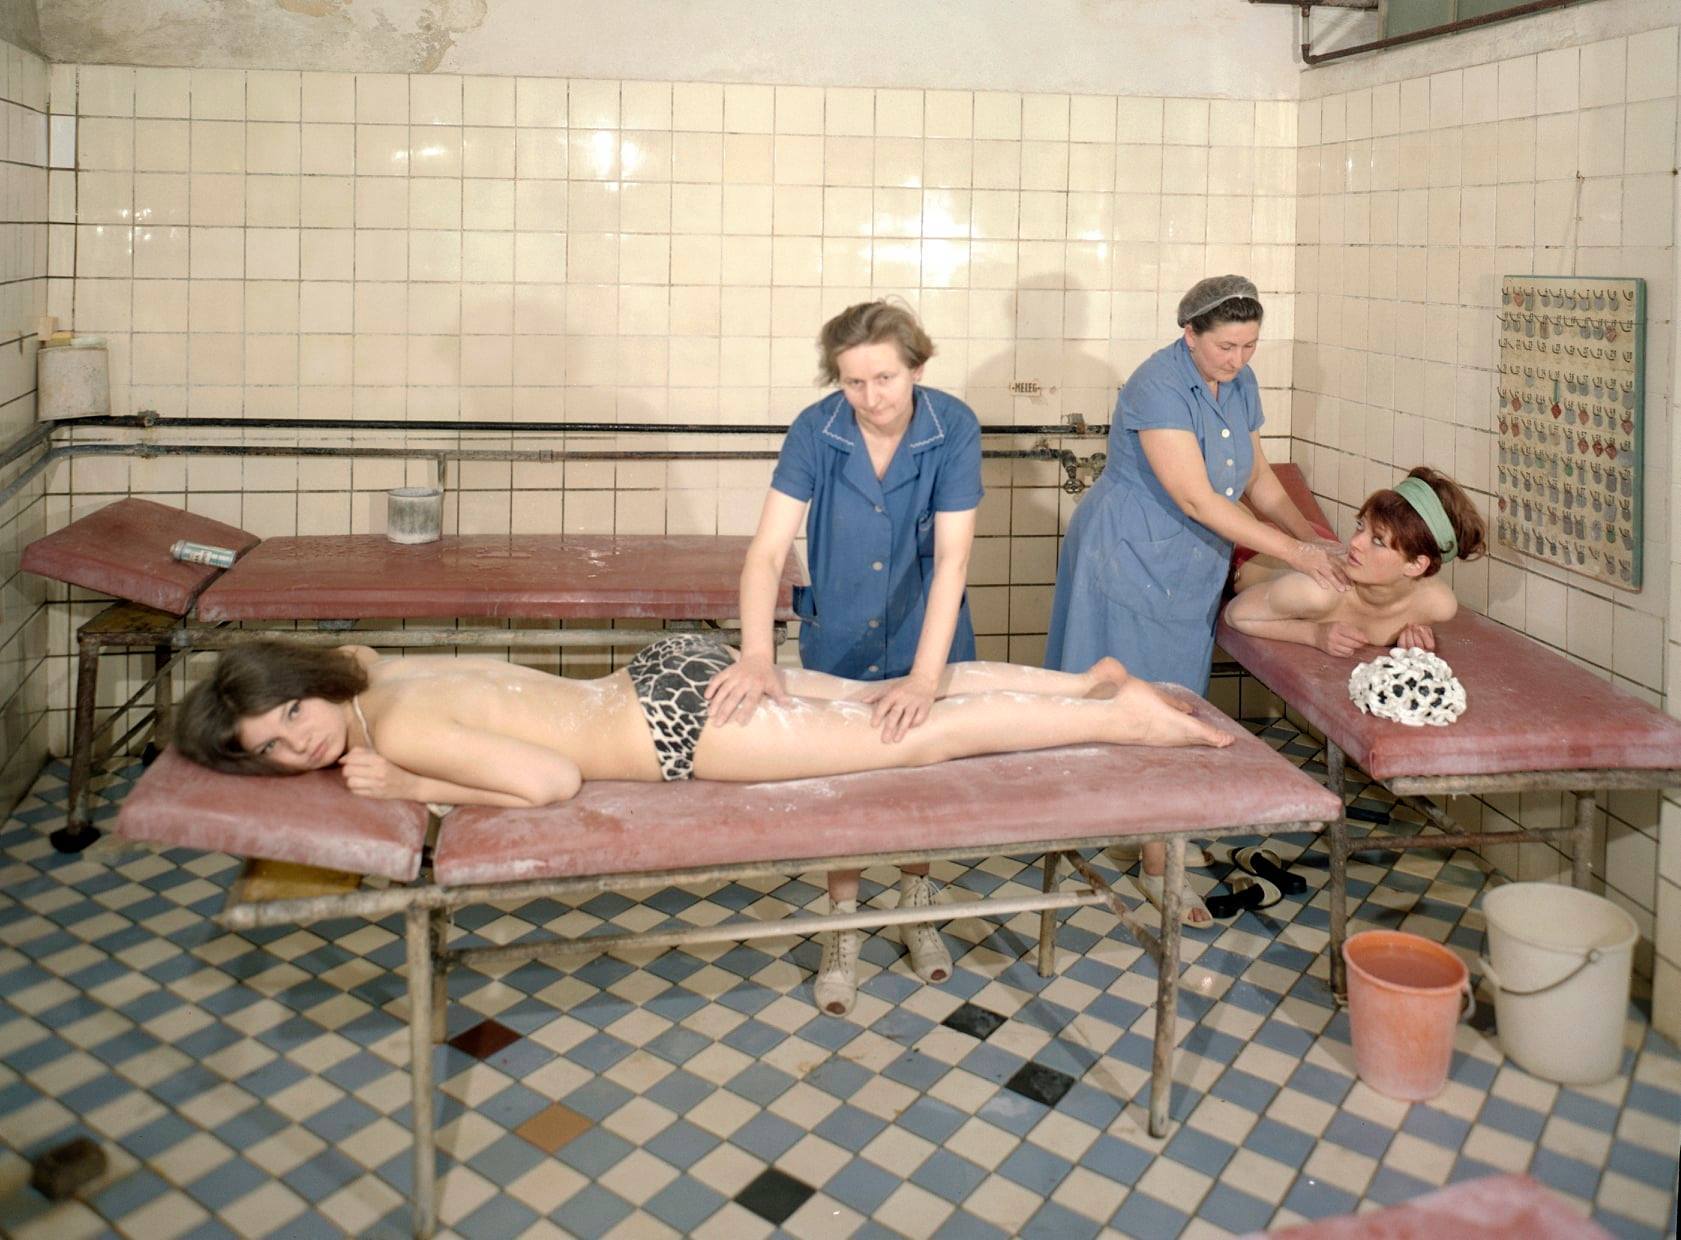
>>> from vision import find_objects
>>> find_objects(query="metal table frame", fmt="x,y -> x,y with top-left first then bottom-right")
216,818 -> 1331,1239
1221,657 -> 1681,998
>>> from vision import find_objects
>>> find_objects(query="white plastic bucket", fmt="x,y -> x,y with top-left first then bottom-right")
1479,882 -> 1636,1085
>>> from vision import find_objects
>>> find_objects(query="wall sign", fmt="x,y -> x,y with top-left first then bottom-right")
1495,275 -> 1644,590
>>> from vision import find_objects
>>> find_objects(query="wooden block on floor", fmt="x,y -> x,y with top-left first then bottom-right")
231,857 -> 363,903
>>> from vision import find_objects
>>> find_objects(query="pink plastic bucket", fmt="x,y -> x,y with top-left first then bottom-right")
1343,930 -> 1472,1101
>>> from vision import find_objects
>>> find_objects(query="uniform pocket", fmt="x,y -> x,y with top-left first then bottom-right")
1092,527 -> 1217,620
791,584 -> 817,623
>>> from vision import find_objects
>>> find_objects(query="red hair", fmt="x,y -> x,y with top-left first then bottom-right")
1357,467 -> 1486,577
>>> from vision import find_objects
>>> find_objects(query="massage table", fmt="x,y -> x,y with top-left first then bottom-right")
22,498 -> 802,850
116,710 -> 1342,1238
1217,469 -> 1681,998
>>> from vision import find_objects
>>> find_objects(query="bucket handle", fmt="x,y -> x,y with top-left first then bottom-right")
1478,949 -> 1602,999
1458,975 -> 1474,1022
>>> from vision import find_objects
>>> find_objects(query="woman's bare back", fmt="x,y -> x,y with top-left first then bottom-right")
359,657 -> 664,782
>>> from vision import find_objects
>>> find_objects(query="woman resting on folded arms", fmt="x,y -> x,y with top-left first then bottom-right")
1224,467 -> 1486,656
174,635 -> 1230,810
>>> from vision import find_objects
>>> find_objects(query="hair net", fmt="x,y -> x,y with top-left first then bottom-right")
1176,274 -> 1261,327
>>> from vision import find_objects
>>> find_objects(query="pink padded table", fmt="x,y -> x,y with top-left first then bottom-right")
1218,611 -> 1681,784
21,497 -> 259,616
434,694 -> 1341,885
117,749 -> 429,881
196,534 -> 799,621
1248,1173 -> 1611,1239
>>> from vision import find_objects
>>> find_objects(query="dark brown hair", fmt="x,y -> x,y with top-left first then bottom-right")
1357,466 -> 1487,578
1186,297 -> 1264,335
174,641 -> 368,775
816,300 -> 935,385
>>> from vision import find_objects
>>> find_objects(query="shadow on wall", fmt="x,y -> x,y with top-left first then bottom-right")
961,272 -> 1123,430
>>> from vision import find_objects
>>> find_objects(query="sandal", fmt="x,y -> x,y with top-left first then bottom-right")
1233,846 -> 1306,895
1205,874 -> 1283,919
1130,870 -> 1213,927
1107,841 -> 1212,869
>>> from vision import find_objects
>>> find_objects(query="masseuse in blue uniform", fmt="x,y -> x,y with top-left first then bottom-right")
707,301 -> 982,1015
1045,275 -> 1347,925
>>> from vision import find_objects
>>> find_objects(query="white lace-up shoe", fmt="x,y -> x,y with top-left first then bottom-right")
814,901 -> 860,1016
897,875 -> 953,984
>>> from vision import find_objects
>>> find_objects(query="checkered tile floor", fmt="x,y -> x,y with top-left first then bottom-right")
1,720 -> 1678,1239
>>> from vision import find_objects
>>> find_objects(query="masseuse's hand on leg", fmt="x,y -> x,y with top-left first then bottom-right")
704,654 -> 788,725
340,747 -> 417,801
862,676 -> 938,743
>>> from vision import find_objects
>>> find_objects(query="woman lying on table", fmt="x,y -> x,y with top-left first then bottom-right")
1223,466 -> 1486,655
174,636 -> 1230,808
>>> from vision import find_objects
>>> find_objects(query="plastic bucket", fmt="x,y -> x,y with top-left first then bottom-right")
1343,930 -> 1472,1101
1480,882 -> 1636,1085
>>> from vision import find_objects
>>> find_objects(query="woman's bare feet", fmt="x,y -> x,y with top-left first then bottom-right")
1108,680 -> 1233,748
1082,656 -> 1131,700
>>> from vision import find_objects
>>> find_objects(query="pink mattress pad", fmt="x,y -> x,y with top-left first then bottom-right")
433,691 -> 1342,886
116,749 -> 429,881
195,534 -> 799,622
21,498 -> 260,616
1261,463 -> 1331,532
1246,1173 -> 1609,1239
1218,610 -> 1681,782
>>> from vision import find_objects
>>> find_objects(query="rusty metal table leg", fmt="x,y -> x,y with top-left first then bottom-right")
429,908 -> 450,1042
51,634 -> 104,853
1037,852 -> 1059,977
1327,741 -> 1350,1002
1570,790 -> 1596,887
405,903 -> 438,1239
1148,836 -> 1185,1138
145,641 -> 175,763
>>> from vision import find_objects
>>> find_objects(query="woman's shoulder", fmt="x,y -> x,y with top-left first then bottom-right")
1267,571 -> 1345,617
916,387 -> 981,439
1413,578 -> 1460,622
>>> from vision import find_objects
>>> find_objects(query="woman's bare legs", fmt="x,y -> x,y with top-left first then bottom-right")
1138,840 -> 1212,926
781,657 -> 1132,703
694,676 -> 1228,782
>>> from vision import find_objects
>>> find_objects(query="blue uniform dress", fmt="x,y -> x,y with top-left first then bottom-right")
771,387 -> 983,680
1044,338 -> 1263,693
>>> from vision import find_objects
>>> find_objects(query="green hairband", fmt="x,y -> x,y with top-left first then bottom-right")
1393,476 -> 1457,564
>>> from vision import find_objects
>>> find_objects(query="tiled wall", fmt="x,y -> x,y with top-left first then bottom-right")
0,38 -> 49,812
34,66 -> 1299,746
1290,20 -> 1681,1024
53,69 -> 1299,429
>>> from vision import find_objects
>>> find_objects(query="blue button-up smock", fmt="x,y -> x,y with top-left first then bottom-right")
1044,338 -> 1263,693
772,387 -> 984,680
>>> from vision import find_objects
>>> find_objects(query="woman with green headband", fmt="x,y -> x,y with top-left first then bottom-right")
1225,467 -> 1486,655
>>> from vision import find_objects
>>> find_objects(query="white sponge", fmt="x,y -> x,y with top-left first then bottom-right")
1348,647 -> 1467,727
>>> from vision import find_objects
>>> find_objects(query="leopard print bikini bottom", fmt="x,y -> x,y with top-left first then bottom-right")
625,634 -> 736,781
